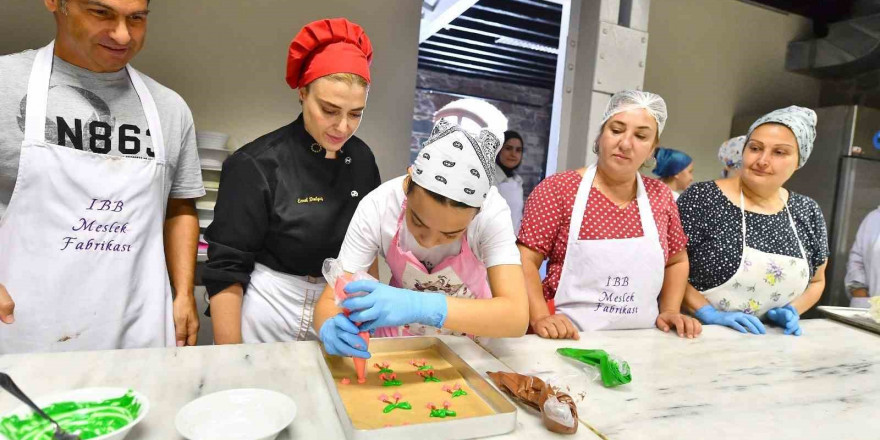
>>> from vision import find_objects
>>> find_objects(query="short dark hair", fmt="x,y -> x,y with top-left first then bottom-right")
405,177 -> 476,210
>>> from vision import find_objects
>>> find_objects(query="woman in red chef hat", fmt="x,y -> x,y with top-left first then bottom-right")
204,18 -> 382,344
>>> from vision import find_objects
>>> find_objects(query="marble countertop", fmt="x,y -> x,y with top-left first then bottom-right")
478,319 -> 880,440
0,336 -> 598,439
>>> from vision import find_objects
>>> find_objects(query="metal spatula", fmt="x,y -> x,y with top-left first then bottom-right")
0,372 -> 80,440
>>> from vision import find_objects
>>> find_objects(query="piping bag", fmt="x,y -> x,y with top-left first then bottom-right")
486,371 -> 578,434
323,258 -> 374,384
556,348 -> 632,388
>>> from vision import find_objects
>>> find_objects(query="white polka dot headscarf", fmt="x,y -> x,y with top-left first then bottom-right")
412,119 -> 501,208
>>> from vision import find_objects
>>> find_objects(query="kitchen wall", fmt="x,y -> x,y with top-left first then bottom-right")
0,0 -> 422,182
643,0 -> 821,184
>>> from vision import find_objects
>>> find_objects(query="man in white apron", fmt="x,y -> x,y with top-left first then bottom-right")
0,0 -> 204,353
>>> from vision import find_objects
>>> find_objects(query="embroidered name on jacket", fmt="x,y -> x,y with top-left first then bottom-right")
297,196 -> 324,204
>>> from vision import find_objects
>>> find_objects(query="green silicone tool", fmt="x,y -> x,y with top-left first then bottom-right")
556,348 -> 632,387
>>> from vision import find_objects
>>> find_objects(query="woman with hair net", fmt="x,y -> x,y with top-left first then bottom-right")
679,106 -> 828,336
518,90 -> 700,339
653,147 -> 693,200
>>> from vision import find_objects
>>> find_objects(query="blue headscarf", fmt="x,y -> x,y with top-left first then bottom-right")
653,147 -> 692,178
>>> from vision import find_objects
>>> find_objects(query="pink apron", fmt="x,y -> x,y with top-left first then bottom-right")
375,200 -> 491,337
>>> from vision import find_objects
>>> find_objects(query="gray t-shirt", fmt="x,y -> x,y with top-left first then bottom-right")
0,49 -> 205,217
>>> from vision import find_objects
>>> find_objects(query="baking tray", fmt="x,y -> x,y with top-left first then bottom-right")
818,306 -> 880,335
317,337 -> 517,440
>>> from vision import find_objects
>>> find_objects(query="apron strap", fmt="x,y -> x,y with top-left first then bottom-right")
782,197 -> 808,261
126,65 -> 166,163
739,189 -> 808,262
24,42 -> 56,142
568,166 -> 659,243
634,172 -> 659,242
567,166 -> 595,241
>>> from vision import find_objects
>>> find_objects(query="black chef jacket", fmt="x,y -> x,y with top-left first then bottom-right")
202,115 -> 381,296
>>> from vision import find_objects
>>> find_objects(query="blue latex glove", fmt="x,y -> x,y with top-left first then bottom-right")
319,314 -> 371,358
766,304 -> 802,336
342,280 -> 448,332
694,305 -> 766,335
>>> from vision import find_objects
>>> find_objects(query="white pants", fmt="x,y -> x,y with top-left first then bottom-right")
241,263 -> 325,343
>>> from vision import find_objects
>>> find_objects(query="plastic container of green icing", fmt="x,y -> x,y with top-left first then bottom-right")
0,387 -> 149,440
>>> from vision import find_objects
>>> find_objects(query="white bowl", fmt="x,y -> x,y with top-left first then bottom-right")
175,389 -> 296,440
196,131 -> 230,150
0,387 -> 149,440
198,148 -> 228,169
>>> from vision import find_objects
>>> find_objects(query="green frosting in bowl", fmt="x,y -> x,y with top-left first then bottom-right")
0,391 -> 141,440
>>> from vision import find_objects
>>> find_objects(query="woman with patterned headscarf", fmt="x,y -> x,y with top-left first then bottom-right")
518,90 -> 700,339
718,135 -> 746,178
313,120 -> 528,358
679,106 -> 829,337
205,19 -> 382,344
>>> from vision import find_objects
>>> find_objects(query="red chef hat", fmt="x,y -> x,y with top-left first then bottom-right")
286,18 -> 373,89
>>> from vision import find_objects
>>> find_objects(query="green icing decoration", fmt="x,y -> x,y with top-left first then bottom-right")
417,365 -> 433,371
0,391 -> 141,440
429,409 -> 457,418
451,389 -> 468,398
381,379 -> 402,387
377,368 -> 393,374
382,402 -> 412,414
422,376 -> 441,383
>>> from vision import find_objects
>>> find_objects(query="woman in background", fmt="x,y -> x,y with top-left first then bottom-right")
653,147 -> 693,200
718,135 -> 746,178
495,130 -> 525,232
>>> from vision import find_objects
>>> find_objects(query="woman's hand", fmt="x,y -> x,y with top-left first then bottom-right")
694,305 -> 766,335
656,311 -> 702,338
320,314 -> 370,358
343,280 -> 448,332
531,314 -> 580,340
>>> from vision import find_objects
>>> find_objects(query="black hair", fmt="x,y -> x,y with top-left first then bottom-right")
504,130 -> 523,145
405,177 -> 477,210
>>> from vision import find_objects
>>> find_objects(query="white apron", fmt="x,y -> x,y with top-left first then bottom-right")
702,192 -> 810,318
0,42 -> 173,353
553,166 -> 665,331
240,263 -> 325,343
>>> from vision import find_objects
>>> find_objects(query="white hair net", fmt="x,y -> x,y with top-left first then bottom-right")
599,90 -> 668,136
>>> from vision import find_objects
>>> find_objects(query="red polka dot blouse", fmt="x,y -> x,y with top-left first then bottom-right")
517,170 -> 688,301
